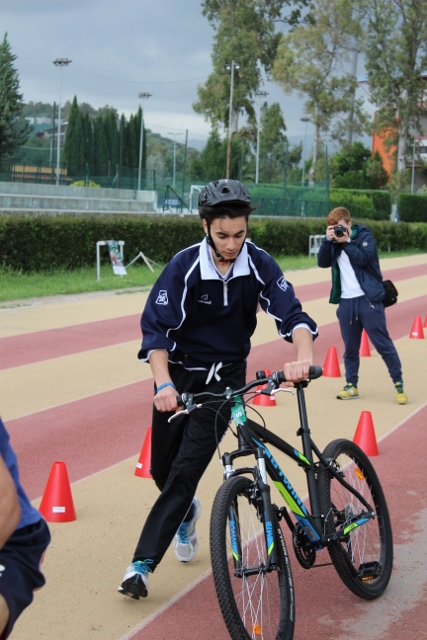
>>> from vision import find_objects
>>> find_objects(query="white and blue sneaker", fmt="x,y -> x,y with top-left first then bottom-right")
174,497 -> 201,562
118,559 -> 153,599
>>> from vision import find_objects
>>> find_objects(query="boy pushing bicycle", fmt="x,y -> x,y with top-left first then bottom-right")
118,179 -> 318,599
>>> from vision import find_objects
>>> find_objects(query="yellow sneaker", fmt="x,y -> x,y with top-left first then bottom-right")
395,381 -> 407,405
337,383 -> 359,400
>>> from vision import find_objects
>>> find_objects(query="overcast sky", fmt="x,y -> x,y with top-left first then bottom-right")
3,0 -> 372,150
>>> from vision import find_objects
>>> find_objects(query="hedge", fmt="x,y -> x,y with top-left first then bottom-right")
329,189 -> 391,220
397,194 -> 427,223
1,213 -> 425,272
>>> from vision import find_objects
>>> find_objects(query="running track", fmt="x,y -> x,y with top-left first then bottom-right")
2,255 -> 427,640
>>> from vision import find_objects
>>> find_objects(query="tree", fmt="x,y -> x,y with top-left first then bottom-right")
103,108 -> 119,174
63,96 -> 86,175
360,0 -> 427,176
194,1 -> 295,134
330,141 -> 389,189
188,128 -> 242,181
257,102 -> 288,183
0,33 -> 31,169
272,0 -> 371,184
366,150 -> 389,189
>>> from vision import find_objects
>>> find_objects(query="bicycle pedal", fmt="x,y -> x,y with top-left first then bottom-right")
358,561 -> 380,581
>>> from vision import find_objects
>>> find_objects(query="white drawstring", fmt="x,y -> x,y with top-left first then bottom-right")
206,362 -> 223,384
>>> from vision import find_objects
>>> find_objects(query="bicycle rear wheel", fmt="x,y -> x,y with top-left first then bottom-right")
318,438 -> 393,599
210,475 -> 295,640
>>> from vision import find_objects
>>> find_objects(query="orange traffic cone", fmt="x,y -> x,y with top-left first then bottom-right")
360,330 -> 371,357
39,461 -> 76,522
135,427 -> 153,478
353,411 -> 379,456
409,316 -> 425,339
252,369 -> 276,406
322,347 -> 341,377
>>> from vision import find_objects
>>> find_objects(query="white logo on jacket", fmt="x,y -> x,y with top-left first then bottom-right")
277,276 -> 289,292
198,294 -> 212,305
156,290 -> 168,305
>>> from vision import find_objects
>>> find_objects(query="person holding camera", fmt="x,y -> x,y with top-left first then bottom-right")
317,206 -> 407,404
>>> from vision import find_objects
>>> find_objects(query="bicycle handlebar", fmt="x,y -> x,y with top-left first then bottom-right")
174,365 -> 323,412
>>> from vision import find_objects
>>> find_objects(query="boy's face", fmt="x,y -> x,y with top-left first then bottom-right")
203,216 -> 247,263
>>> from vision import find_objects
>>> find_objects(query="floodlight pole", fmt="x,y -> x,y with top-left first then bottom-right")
411,134 -> 417,194
225,61 -> 239,180
53,58 -> 72,186
137,92 -> 152,191
255,91 -> 268,184
300,117 -> 310,186
167,132 -> 182,188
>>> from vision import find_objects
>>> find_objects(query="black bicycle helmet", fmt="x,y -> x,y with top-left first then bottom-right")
198,179 -> 251,207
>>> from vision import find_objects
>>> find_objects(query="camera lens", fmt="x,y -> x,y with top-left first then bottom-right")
334,225 -> 346,238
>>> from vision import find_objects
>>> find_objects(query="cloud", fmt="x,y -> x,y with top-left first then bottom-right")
2,1 -> 373,147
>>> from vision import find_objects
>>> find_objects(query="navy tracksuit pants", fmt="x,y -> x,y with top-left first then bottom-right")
336,295 -> 402,387
132,360 -> 246,570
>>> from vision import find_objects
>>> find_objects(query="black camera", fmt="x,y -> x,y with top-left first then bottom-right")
334,224 -> 348,238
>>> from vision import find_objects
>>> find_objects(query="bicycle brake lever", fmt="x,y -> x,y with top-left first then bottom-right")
168,409 -> 189,423
167,402 -> 202,423
272,387 -> 295,396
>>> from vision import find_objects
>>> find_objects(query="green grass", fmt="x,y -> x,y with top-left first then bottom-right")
0,250 -> 421,304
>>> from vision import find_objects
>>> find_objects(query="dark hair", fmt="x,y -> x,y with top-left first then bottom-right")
198,179 -> 257,224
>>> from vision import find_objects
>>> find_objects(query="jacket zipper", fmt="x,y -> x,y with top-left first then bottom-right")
223,281 -> 228,306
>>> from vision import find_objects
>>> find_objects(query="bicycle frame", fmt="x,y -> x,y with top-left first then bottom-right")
222,385 -> 376,552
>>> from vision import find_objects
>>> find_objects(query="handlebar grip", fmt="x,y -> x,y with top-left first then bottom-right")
176,392 -> 193,407
277,365 -> 322,384
308,365 -> 323,379
176,395 -> 184,407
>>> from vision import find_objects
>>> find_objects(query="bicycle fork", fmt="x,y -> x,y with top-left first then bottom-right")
223,446 -> 280,575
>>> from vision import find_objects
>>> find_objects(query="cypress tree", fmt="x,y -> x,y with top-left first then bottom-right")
0,32 -> 31,170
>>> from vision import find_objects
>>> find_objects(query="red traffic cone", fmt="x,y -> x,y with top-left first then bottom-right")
252,369 -> 276,406
322,347 -> 341,377
423,315 -> 427,328
353,411 -> 379,456
360,330 -> 371,357
409,316 -> 425,339
135,427 -> 153,478
252,392 -> 277,407
39,461 -> 76,522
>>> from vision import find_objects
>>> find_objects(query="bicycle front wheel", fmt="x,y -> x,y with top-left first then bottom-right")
210,475 -> 295,640
318,439 -> 393,599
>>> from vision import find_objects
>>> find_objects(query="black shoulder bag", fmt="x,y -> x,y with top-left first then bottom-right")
382,279 -> 399,307
370,268 -> 398,307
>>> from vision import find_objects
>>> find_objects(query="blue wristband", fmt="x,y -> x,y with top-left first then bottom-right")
155,382 -> 176,394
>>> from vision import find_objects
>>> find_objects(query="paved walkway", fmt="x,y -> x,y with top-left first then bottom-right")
1,253 -> 426,640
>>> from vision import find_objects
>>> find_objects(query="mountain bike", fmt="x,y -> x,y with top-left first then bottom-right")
172,366 -> 393,640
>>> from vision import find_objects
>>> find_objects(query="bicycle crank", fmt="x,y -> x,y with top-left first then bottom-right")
292,523 -> 316,569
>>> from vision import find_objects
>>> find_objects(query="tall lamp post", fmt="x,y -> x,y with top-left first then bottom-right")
300,117 -> 310,186
53,58 -> 72,186
137,92 -> 152,191
167,132 -> 182,188
225,61 -> 240,180
255,90 -> 268,184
